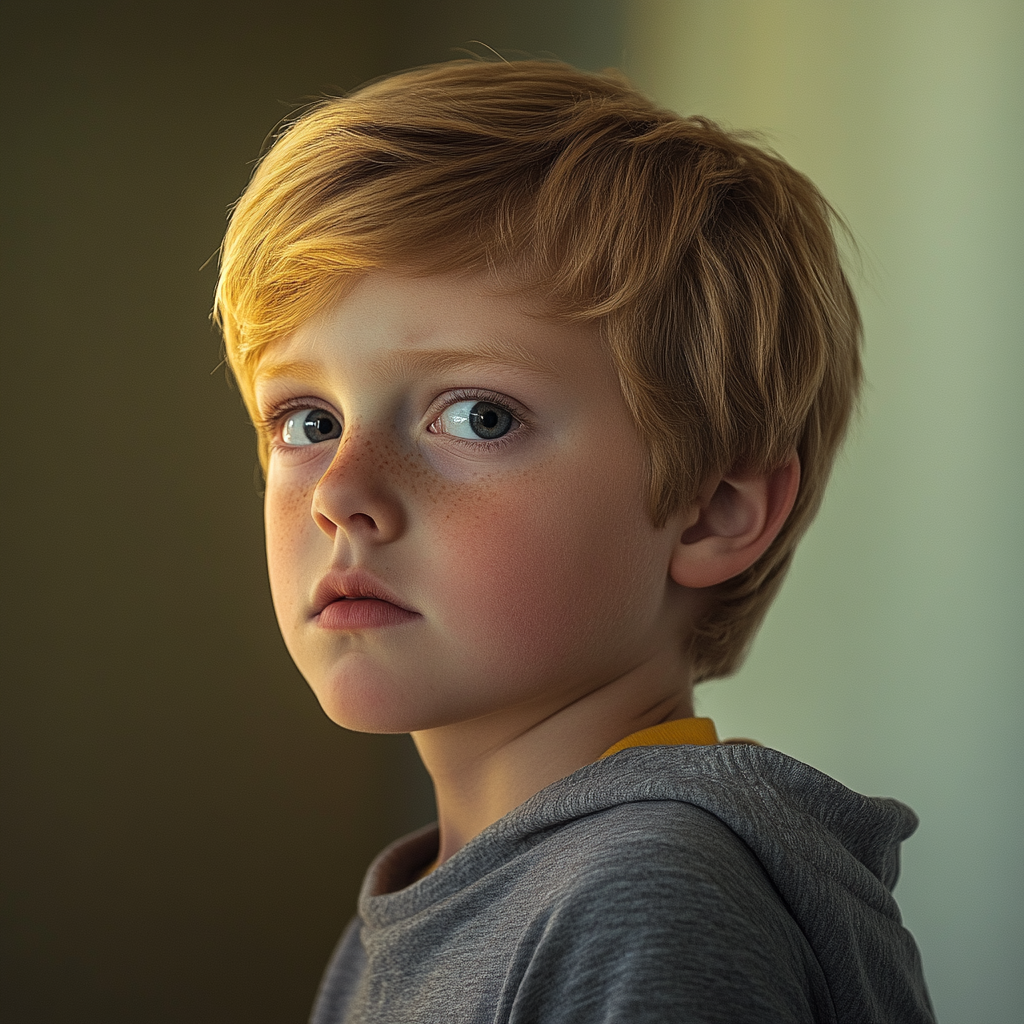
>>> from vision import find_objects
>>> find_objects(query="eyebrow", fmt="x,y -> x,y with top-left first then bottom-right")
255,342 -> 563,392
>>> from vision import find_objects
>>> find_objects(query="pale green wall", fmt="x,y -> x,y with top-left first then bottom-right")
624,3 -> 1023,1021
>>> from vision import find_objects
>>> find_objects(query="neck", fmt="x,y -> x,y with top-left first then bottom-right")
411,651 -> 695,865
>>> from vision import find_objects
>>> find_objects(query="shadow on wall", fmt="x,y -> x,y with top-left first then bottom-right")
1,2 -> 623,1021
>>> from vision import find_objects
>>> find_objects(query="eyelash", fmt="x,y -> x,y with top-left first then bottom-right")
432,388 -> 525,451
255,399 -> 321,450
258,389 -> 526,453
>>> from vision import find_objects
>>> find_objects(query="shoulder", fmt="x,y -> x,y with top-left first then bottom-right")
501,800 -> 834,1024
309,917 -> 364,1024
538,798 -> 773,904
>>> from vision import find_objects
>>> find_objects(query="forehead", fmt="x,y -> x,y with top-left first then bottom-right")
252,270 -> 600,392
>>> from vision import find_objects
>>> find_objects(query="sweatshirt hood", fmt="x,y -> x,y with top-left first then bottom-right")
353,743 -> 931,1024
362,743 -> 917,918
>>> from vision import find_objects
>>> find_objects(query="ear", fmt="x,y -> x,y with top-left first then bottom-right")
669,454 -> 801,589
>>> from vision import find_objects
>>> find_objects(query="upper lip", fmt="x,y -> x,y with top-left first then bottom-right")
311,569 -> 416,616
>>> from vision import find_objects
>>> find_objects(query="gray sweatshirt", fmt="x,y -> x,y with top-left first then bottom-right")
311,743 -> 935,1023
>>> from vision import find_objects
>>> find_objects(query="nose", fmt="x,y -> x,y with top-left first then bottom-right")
310,426 -> 405,544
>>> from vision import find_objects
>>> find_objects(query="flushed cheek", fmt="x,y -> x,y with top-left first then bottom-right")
425,472 -> 651,687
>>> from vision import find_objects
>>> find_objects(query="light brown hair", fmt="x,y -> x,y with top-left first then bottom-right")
215,59 -> 862,682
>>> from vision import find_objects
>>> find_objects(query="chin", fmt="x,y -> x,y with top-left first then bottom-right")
306,664 -> 440,734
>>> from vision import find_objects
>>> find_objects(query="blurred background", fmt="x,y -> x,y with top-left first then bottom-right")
2,1 -> 1020,1021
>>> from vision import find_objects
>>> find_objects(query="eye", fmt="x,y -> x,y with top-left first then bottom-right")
436,400 -> 516,441
281,408 -> 342,446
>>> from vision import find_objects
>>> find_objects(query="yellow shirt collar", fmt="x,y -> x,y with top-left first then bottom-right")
599,717 -> 719,759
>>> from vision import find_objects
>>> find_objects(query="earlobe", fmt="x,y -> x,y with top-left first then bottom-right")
670,455 -> 800,589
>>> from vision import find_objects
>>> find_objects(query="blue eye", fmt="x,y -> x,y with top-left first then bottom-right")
438,400 -> 516,441
281,409 -> 342,446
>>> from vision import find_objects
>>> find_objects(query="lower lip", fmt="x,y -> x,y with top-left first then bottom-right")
316,599 -> 420,630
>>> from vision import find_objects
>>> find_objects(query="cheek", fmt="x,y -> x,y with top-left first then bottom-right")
426,460 -> 655,673
263,464 -> 317,624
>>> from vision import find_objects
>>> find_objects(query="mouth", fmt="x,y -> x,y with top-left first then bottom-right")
312,570 -> 420,630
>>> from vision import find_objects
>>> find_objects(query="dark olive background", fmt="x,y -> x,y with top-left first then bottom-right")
1,2 -> 623,1020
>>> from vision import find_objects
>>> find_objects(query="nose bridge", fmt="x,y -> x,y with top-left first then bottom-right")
311,417 -> 403,537
322,417 -> 375,481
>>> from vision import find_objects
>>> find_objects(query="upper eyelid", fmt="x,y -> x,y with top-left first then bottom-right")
430,388 -> 526,420
259,388 -> 527,424
254,396 -> 336,435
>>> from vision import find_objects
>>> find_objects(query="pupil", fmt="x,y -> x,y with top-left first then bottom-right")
303,411 -> 339,442
469,401 -> 512,440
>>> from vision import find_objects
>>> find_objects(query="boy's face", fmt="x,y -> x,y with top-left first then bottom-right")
255,271 -> 694,735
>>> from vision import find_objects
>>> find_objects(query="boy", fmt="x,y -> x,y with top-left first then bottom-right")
215,60 -> 935,1023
